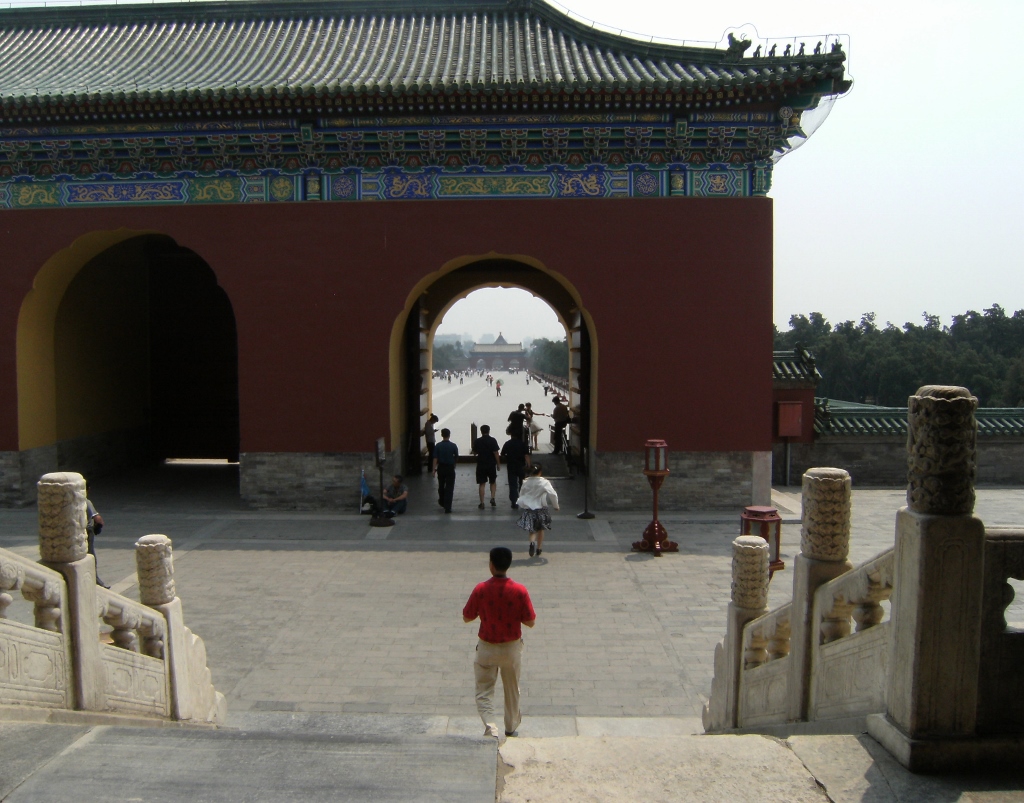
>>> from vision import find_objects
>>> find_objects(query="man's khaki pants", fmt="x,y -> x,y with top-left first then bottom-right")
474,638 -> 523,734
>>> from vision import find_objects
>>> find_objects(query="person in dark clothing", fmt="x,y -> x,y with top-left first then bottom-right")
382,474 -> 409,515
422,413 -> 439,468
85,485 -> 108,588
433,428 -> 459,513
551,398 -> 570,453
507,404 -> 528,445
474,424 -> 501,509
500,428 -> 532,509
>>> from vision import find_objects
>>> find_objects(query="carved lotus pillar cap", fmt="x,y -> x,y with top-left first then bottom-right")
800,467 -> 852,561
907,385 -> 977,516
731,535 -> 769,610
136,534 -> 176,606
37,472 -> 88,563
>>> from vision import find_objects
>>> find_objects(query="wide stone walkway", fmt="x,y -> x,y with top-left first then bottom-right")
2,465 -> 1023,800
2,464 -> 1023,724
429,370 -> 561,455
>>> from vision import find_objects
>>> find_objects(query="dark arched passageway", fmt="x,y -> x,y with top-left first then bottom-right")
42,234 -> 239,478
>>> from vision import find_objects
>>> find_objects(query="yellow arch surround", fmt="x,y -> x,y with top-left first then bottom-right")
387,251 -> 598,460
16,228 -> 158,450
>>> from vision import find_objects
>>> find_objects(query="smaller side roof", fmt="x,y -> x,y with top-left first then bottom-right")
773,347 -> 821,388
813,398 -> 1024,438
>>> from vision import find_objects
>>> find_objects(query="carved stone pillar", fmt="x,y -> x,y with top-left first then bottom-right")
136,534 -> 176,606
137,534 -> 226,724
37,472 -> 88,564
868,386 -> 988,771
136,534 -> 176,658
703,536 -> 770,731
732,535 -> 770,609
787,467 -> 854,721
37,472 -> 103,710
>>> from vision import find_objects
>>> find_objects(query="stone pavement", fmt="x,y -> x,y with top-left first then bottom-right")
1,466 -> 1023,720
0,715 -> 497,802
430,370 -> 561,456
2,465 -> 1023,799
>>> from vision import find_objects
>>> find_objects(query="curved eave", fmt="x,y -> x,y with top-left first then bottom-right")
0,1 -> 849,111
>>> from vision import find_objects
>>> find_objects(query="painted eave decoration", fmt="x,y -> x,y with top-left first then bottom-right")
0,0 -> 850,206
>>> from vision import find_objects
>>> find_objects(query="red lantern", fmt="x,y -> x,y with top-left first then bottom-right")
740,506 -> 785,578
633,439 -> 678,556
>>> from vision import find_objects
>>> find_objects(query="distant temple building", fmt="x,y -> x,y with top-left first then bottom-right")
469,334 -> 527,371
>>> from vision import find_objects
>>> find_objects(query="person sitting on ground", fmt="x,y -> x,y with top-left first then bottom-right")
474,424 -> 501,509
382,474 -> 409,515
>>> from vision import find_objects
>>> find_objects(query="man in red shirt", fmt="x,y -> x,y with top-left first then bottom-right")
462,546 -> 536,738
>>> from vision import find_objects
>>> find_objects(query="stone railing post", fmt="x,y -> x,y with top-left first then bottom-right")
787,467 -> 854,721
703,535 -> 769,731
136,534 -> 226,724
868,386 -> 985,772
37,471 -> 103,711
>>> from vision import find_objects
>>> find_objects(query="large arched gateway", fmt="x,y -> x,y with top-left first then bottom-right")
15,231 -> 239,492
0,0 -> 849,510
392,256 -> 593,474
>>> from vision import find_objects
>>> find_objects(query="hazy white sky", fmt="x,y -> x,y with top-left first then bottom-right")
436,0 -> 1024,340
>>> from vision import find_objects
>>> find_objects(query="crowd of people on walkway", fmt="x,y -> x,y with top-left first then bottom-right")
410,376 -> 573,559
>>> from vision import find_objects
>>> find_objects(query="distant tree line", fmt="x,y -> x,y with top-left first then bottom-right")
432,340 -> 465,371
530,337 -> 569,377
775,305 -> 1024,407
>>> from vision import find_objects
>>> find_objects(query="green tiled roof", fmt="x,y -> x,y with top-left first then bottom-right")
814,398 -> 1024,438
773,347 -> 821,386
0,0 -> 849,109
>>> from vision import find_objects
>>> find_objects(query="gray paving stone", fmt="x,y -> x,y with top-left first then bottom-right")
2,723 -> 496,803
3,476 -> 1023,725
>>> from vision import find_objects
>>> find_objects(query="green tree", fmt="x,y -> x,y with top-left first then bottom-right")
776,306 -> 1024,407
432,340 -> 465,371
530,337 -> 569,377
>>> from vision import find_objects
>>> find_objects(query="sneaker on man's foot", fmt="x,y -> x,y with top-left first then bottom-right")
490,498 -> 496,507
484,723 -> 501,738
536,549 -> 542,556
529,542 -> 536,557
505,730 -> 517,737
478,503 -> 485,509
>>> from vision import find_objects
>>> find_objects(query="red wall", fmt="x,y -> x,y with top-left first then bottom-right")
0,198 -> 774,454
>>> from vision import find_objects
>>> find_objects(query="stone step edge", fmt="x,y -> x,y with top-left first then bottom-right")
0,704 -> 218,730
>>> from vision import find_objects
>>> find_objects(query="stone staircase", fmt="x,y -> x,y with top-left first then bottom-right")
4,712 -> 1021,802
703,386 -> 1024,774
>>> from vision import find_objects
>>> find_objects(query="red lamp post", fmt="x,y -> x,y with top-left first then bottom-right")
632,439 -> 678,556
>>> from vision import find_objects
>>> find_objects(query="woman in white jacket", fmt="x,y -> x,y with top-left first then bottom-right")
516,464 -> 559,557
